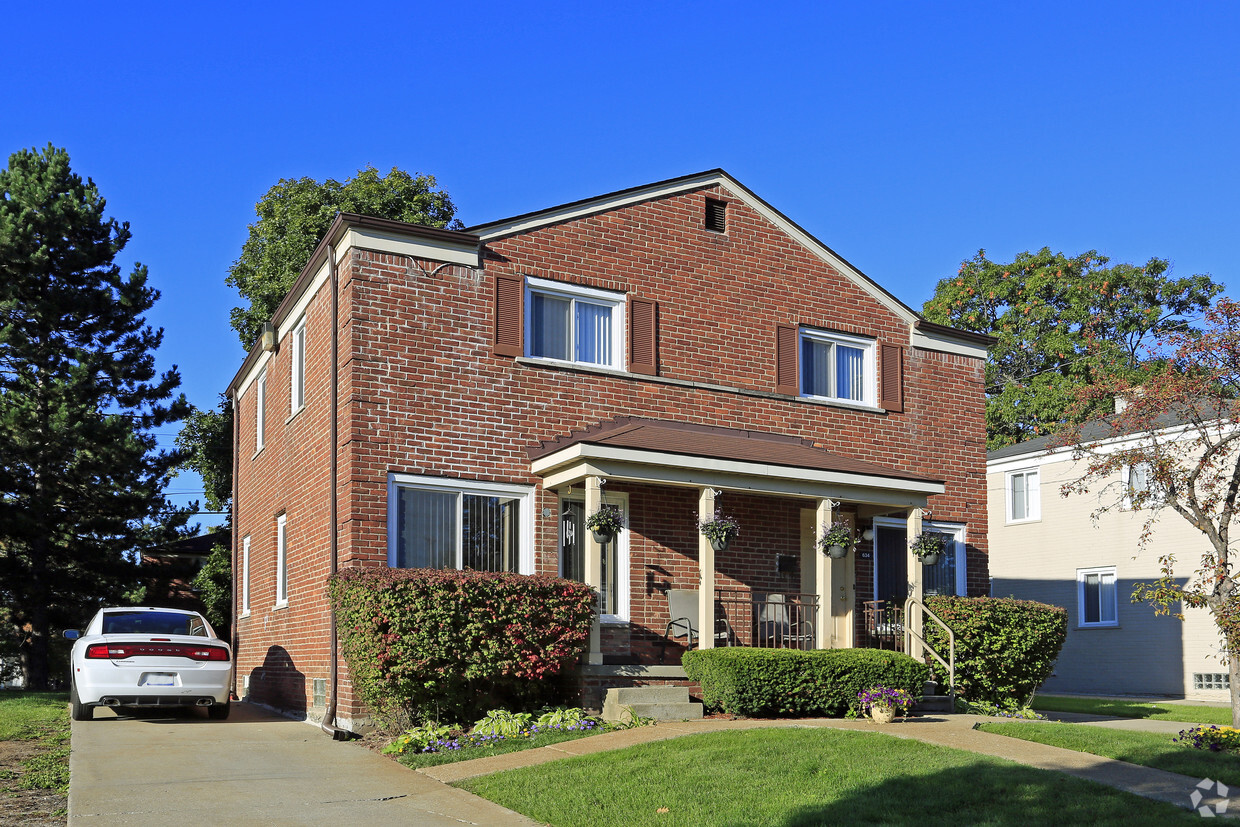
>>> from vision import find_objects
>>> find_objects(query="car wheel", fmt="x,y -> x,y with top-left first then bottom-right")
207,701 -> 230,720
69,681 -> 92,722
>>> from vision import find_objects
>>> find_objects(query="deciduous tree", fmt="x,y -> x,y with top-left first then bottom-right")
0,145 -> 190,688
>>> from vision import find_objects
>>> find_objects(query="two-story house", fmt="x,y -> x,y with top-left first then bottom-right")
226,170 -> 991,730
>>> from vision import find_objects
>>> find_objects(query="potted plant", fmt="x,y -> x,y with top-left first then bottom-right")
585,503 -> 625,544
857,685 -> 914,724
697,509 -> 740,552
818,520 -> 853,559
910,531 -> 947,566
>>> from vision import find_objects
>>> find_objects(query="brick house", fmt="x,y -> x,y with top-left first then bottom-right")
226,170 -> 991,730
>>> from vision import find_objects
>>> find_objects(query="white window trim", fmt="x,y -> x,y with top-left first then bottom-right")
254,371 -> 266,456
386,473 -> 535,575
798,328 -> 877,407
241,535 -> 251,617
290,318 -> 307,415
871,517 -> 967,598
275,514 -> 288,608
1005,467 -> 1041,524
1122,462 -> 1162,510
524,276 -> 626,370
559,492 -> 631,623
1077,565 -> 1119,628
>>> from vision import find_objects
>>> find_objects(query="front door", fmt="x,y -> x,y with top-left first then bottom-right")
874,524 -> 908,606
559,498 -> 626,618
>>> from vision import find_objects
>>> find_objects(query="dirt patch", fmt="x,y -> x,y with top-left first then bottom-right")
0,739 -> 68,826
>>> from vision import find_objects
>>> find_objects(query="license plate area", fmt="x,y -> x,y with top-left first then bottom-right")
141,672 -> 178,687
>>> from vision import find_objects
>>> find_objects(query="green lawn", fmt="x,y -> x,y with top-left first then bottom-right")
0,690 -> 71,801
1032,695 -> 1230,725
978,721 -> 1240,787
457,728 -> 1196,826
0,690 -> 70,741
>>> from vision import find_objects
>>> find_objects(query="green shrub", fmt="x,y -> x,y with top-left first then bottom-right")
924,595 -> 1067,705
681,648 -> 929,717
329,567 -> 595,729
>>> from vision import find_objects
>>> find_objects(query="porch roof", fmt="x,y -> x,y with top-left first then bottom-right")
528,417 -> 945,508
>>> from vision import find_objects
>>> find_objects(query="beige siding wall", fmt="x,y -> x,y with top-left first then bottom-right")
987,452 -> 1228,701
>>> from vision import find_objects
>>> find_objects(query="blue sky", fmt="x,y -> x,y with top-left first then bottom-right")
4,2 -> 1237,528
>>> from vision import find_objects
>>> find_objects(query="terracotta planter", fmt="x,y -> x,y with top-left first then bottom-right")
870,706 -> 896,724
920,551 -> 941,566
827,544 -> 849,559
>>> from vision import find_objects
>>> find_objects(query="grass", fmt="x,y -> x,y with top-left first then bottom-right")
1032,695 -> 1230,725
0,690 -> 70,741
457,728 -> 1197,826
0,690 -> 71,801
978,720 -> 1240,787
394,724 -> 625,770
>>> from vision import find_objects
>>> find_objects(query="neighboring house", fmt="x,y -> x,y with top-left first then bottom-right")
988,412 -> 1230,701
226,169 -> 992,729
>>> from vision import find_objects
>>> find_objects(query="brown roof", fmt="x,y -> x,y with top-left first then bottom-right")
528,416 -> 940,484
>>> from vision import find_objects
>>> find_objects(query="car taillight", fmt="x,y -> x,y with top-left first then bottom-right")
84,643 -> 230,661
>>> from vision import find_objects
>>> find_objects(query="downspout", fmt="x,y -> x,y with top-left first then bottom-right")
229,390 -> 240,700
322,240 -> 349,740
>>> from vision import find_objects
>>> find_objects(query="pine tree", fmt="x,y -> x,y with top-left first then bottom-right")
0,145 -> 190,689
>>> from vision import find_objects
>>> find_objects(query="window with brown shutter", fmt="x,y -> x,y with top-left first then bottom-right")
775,324 -> 799,395
493,274 -> 524,357
880,342 -> 904,412
628,297 -> 659,375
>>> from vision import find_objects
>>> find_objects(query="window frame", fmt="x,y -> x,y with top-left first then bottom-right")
254,370 -> 267,455
386,473 -> 535,575
798,328 -> 877,407
275,514 -> 288,608
241,535 -> 251,617
524,276 -> 626,371
870,517 -> 967,599
1122,461 -> 1161,510
1077,565 -> 1119,628
1005,468 -> 1041,524
290,317 -> 307,415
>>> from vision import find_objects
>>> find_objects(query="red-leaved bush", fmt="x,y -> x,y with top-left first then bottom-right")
329,567 -> 595,729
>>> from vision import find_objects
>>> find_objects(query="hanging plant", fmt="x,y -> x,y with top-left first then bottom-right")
910,531 -> 947,565
818,521 -> 854,559
697,509 -> 739,551
585,503 -> 625,542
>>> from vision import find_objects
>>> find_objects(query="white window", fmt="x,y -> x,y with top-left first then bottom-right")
800,329 -> 876,405
290,318 -> 307,413
241,535 -> 251,616
1123,462 -> 1160,509
1078,566 -> 1118,627
525,276 -> 625,370
388,474 -> 534,574
275,514 -> 288,607
1006,468 -> 1040,523
255,371 -> 266,453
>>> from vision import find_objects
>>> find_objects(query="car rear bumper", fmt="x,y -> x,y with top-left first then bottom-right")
75,664 -> 231,706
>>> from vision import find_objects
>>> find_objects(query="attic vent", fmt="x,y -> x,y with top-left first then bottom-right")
1194,672 -> 1230,690
705,198 -> 727,233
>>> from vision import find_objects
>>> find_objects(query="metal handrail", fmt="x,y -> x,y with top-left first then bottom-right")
902,597 -> 956,698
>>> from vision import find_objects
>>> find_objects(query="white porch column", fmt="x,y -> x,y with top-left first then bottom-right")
906,507 -> 925,661
697,487 -> 717,650
584,476 -> 604,665
814,499 -> 835,649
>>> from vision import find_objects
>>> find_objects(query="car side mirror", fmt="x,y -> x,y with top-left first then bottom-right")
62,630 -> 80,640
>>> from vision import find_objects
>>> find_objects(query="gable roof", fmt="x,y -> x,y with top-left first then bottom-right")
986,404 -> 1225,463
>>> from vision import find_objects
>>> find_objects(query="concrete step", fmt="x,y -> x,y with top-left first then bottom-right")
914,695 -> 955,714
601,687 -> 704,722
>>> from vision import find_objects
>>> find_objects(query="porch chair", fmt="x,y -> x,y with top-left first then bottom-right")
657,588 -> 732,662
757,593 -> 815,649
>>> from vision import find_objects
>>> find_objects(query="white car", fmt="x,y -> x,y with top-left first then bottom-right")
64,607 -> 232,721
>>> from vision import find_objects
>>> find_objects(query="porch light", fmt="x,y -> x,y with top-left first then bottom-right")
861,528 -> 874,542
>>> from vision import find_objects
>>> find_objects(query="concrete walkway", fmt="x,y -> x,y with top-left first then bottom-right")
69,703 -> 1225,824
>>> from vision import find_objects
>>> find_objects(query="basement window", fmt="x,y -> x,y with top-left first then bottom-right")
705,198 -> 727,233
1194,673 -> 1230,691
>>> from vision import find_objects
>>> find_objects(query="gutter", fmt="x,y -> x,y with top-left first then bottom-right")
321,239 -> 349,741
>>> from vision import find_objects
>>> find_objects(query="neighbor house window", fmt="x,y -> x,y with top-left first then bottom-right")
241,535 -> 251,616
1006,468 -> 1040,523
388,475 -> 533,574
290,318 -> 307,413
255,370 -> 266,453
1078,566 -> 1118,627
525,277 -> 625,369
275,514 -> 288,606
1124,462 -> 1160,509
800,329 -> 876,405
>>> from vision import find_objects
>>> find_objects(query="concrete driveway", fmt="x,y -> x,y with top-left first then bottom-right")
68,702 -> 537,826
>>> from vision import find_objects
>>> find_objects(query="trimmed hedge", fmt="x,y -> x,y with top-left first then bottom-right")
924,595 -> 1067,705
681,648 -> 929,717
329,567 -> 595,729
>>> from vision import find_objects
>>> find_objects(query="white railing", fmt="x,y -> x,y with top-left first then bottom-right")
903,597 -> 956,698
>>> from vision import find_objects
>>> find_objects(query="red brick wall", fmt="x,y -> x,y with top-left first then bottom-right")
231,182 -> 988,723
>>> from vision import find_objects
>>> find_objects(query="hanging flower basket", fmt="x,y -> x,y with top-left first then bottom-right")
910,531 -> 946,566
920,551 -> 941,566
818,520 -> 854,559
698,509 -> 739,552
585,503 -> 625,544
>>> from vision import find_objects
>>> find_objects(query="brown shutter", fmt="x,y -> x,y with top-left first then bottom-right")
775,324 -> 799,395
880,342 -> 904,412
628,297 -> 659,375
493,274 -> 523,357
